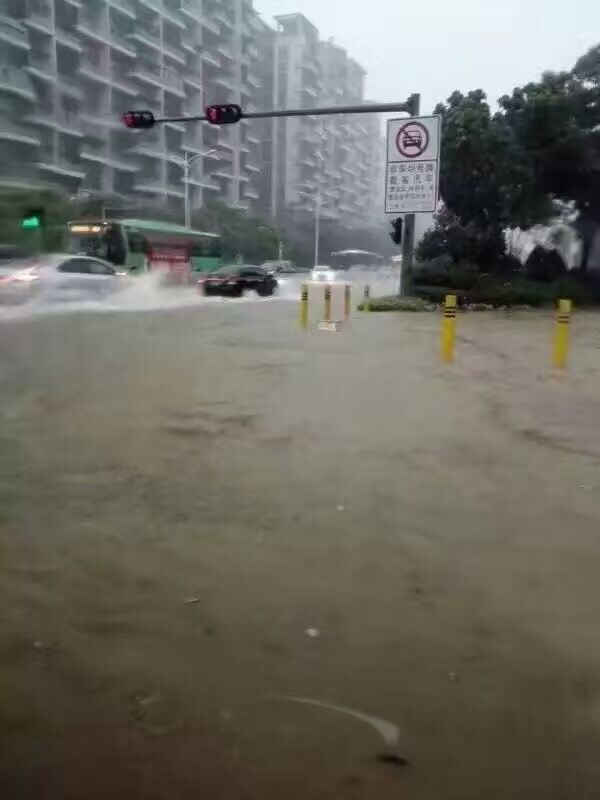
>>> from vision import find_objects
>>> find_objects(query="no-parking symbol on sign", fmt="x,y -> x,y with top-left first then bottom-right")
385,115 -> 440,214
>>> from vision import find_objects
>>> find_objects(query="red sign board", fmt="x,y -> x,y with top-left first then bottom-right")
148,245 -> 190,274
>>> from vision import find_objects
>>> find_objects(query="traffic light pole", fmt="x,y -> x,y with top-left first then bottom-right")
154,99 -> 419,126
399,94 -> 419,297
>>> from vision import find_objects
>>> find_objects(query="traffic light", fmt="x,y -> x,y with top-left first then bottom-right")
122,110 -> 155,129
21,208 -> 44,231
205,104 -> 242,125
406,93 -> 420,116
390,217 -> 403,245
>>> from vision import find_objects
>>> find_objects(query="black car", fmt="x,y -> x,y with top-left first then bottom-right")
199,264 -> 278,297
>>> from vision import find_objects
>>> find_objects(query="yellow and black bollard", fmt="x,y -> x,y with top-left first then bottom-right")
440,294 -> 457,362
552,298 -> 572,369
344,284 -> 351,321
363,284 -> 371,312
324,284 -> 332,323
299,283 -> 309,330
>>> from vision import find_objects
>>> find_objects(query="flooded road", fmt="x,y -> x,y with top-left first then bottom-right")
2,292 -> 600,799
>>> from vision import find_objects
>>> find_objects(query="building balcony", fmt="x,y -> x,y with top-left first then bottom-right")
183,74 -> 203,91
0,66 -> 36,102
202,51 -> 220,69
37,155 -> 85,179
130,28 -> 162,52
0,120 -> 40,148
80,112 -> 123,132
162,5 -> 186,30
109,29 -> 137,57
136,179 -> 165,194
212,9 -> 234,29
80,58 -> 111,87
27,111 -> 84,139
139,0 -> 186,29
182,38 -> 196,55
201,16 -> 220,36
185,175 -> 216,189
25,54 -> 56,82
134,143 -> 165,160
161,118 -> 185,133
57,75 -> 83,100
180,0 -> 200,19
80,145 -> 109,165
244,187 -> 260,200
109,0 -> 136,19
245,163 -> 260,173
0,15 -> 30,48
212,170 -> 233,180
129,62 -> 185,96
214,41 -> 233,61
56,27 -> 83,52
78,16 -> 136,54
182,141 -> 209,155
77,14 -> 109,41
165,185 -> 184,198
110,67 -> 139,97
23,12 -> 53,37
163,41 -> 186,66
164,77 -> 185,97
109,153 -> 140,172
245,72 -> 261,90
211,74 -> 235,92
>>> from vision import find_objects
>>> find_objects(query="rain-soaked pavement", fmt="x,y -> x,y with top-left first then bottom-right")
3,277 -> 600,799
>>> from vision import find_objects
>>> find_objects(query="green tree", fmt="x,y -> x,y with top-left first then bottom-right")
499,47 -> 600,269
193,200 -> 280,263
429,89 -> 551,269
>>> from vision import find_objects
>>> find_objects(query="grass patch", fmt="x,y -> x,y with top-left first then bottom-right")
414,277 -> 593,308
357,296 -> 434,312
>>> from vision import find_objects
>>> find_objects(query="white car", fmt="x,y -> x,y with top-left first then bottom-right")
311,264 -> 344,283
0,253 -> 127,304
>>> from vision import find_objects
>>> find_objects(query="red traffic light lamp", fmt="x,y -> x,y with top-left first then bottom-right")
205,104 -> 242,125
122,110 -> 155,129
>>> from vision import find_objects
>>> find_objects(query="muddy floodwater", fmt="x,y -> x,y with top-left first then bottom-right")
2,288 -> 600,799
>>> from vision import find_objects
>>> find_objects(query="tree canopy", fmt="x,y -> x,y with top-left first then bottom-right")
421,43 -> 600,271
192,200 -> 280,264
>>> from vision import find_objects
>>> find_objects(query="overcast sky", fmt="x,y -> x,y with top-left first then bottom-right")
255,0 -> 600,113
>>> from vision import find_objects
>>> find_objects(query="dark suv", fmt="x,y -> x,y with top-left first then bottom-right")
199,265 -> 278,297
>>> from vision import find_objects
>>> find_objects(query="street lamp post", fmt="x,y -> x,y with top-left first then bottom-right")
182,148 -> 216,229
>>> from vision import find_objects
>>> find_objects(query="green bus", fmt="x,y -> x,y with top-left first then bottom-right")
67,218 -> 222,274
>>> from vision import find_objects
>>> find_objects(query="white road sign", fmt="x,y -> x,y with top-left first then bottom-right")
385,115 -> 441,214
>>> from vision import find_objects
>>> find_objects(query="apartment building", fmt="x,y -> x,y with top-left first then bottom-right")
271,13 -> 384,229
0,3 -> 383,227
0,0 -> 265,218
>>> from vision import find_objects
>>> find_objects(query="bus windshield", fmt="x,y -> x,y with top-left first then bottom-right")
67,224 -> 109,258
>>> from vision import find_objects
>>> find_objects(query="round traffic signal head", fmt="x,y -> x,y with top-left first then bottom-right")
205,104 -> 242,125
122,110 -> 155,129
